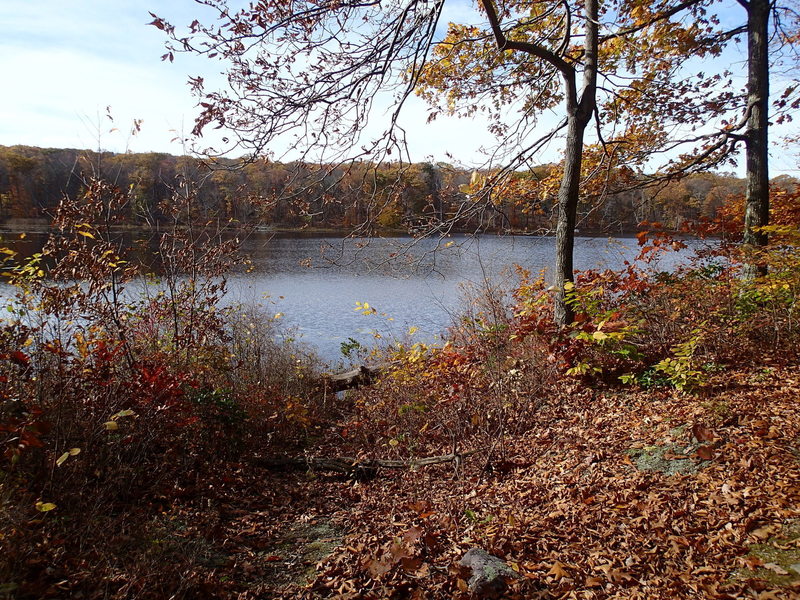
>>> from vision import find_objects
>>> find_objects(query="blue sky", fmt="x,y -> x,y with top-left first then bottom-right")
0,1 -> 213,154
0,1 -> 796,174
0,0 -> 496,164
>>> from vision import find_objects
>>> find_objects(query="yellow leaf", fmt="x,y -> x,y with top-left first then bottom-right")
104,421 -> 119,430
592,330 -> 609,341
388,438 -> 399,446
35,501 -> 57,512
69,447 -> 81,456
77,230 -> 95,239
56,452 -> 70,467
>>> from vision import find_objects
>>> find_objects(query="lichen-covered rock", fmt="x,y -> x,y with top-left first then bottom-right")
459,548 -> 518,597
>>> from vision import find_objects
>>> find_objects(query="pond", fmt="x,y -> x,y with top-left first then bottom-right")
0,230 -> 706,364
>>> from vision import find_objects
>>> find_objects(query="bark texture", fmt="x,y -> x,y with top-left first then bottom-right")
743,0 -> 771,279
554,0 -> 598,327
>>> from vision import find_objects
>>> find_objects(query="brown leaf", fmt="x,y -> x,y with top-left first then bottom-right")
696,445 -> 714,460
692,422 -> 714,442
388,541 -> 411,564
400,556 -> 423,572
402,526 -> 423,545
751,525 -> 777,540
763,563 -> 789,575
548,561 -> 569,580
367,558 -> 392,578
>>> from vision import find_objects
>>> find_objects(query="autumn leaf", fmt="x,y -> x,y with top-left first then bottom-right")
696,445 -> 714,460
692,422 -> 714,442
366,558 -> 392,578
548,561 -> 569,580
763,563 -> 789,575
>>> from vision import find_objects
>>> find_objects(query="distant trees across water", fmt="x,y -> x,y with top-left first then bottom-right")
0,145 -> 790,234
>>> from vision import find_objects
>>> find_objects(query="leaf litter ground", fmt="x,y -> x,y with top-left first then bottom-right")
77,364 -> 799,599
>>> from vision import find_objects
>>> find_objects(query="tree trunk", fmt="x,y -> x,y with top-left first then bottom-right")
743,0 -> 770,279
554,114 -> 586,327
553,0 -> 598,328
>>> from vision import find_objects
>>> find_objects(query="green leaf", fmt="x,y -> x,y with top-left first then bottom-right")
35,501 -> 57,512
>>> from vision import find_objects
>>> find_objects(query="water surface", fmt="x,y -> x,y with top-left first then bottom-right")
0,231 -> 702,363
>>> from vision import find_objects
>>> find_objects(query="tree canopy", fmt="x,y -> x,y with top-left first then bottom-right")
152,0 -> 800,323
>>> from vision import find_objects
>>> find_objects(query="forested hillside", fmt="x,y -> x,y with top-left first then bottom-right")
1,145 -> 784,233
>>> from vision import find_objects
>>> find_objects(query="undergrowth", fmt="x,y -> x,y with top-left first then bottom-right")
1,179 -> 798,598
0,179 -> 322,598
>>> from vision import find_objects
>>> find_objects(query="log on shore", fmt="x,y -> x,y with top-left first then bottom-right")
324,363 -> 392,392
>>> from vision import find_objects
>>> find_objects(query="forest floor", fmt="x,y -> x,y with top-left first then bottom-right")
27,361 -> 798,600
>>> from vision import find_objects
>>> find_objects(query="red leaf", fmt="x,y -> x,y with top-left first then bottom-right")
10,350 -> 30,366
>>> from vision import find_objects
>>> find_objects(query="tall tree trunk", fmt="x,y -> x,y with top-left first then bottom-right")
553,0 -> 598,327
743,0 -> 770,279
554,114 -> 586,327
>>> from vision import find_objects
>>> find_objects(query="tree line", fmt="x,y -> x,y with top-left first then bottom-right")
1,144 -> 787,234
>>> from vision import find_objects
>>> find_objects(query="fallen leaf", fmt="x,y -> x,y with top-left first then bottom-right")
696,445 -> 714,460
692,422 -> 714,442
548,561 -> 569,580
763,563 -> 789,575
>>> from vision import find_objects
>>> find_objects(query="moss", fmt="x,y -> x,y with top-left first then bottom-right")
628,443 -> 705,475
261,520 -> 343,587
733,519 -> 800,586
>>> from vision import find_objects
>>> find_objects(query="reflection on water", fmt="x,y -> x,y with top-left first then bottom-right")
0,231 -> 704,362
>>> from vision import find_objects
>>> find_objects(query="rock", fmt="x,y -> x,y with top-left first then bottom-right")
459,548 -> 518,597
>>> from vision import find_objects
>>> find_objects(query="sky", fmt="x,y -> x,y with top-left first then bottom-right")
0,0 -> 499,166
0,0 -> 797,174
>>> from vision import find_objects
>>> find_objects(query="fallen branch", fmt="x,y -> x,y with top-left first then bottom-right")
255,449 -> 480,478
